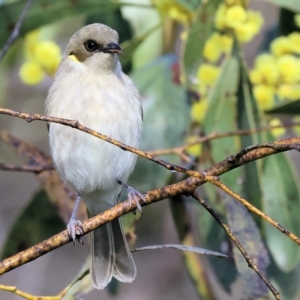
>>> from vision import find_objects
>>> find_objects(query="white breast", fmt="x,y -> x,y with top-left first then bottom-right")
46,60 -> 142,196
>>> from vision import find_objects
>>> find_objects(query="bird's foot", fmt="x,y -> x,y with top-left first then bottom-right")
116,179 -> 146,213
67,219 -> 84,245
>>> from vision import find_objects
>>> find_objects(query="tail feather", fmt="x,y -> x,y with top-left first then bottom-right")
90,218 -> 136,289
111,218 -> 137,282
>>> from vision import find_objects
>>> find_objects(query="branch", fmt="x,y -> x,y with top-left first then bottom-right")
148,121 -> 300,157
0,162 -> 54,172
0,0 -> 33,61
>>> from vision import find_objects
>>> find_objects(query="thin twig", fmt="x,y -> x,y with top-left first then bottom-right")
191,192 -> 281,300
0,0 -> 33,61
148,122 -> 300,157
207,178 -> 300,245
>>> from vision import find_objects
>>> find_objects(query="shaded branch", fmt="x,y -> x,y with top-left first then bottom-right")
0,162 -> 54,172
191,192 -> 281,300
0,0 -> 33,61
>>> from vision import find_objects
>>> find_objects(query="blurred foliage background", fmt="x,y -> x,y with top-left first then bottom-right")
2,0 -> 300,299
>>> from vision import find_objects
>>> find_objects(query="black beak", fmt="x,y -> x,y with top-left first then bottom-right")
101,42 -> 124,57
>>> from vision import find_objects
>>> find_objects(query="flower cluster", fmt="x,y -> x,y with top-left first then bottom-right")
215,0 -> 263,43
152,0 -> 194,25
250,32 -> 300,111
19,29 -> 61,85
190,1 -> 263,128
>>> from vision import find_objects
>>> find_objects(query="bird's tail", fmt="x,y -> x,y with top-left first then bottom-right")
90,216 -> 136,289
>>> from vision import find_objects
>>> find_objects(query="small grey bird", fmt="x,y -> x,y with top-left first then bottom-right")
45,23 -> 143,289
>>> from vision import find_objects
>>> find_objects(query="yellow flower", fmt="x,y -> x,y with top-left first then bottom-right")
220,34 -> 233,54
24,29 -> 40,60
153,0 -> 193,25
270,36 -> 291,56
254,53 -> 276,68
269,118 -> 285,137
225,0 -> 243,5
215,4 -> 227,30
253,84 -> 275,111
295,14 -> 300,28
277,84 -> 292,99
288,32 -> 300,55
225,5 -> 247,29
191,99 -> 208,123
277,55 -> 300,84
34,41 -> 61,76
203,33 -> 222,62
249,69 -> 263,84
247,10 -> 264,35
186,136 -> 202,157
197,64 -> 220,86
234,22 -> 256,43
19,61 -> 44,85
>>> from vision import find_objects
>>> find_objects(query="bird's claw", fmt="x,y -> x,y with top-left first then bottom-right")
67,219 -> 84,245
127,186 -> 146,214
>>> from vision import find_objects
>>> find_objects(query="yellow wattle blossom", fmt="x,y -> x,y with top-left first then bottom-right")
269,118 -> 286,138
225,5 -> 247,29
270,36 -> 291,56
253,84 -> 275,111
215,4 -> 227,30
20,29 -> 62,85
254,53 -> 276,68
277,55 -> 300,84
288,32 -> 300,55
220,34 -> 233,54
234,22 -> 256,43
185,136 -> 202,157
34,41 -> 61,76
153,0 -> 193,25
249,69 -> 263,84
247,10 -> 264,35
191,99 -> 208,123
19,61 -> 44,85
197,64 -> 220,86
277,84 -> 292,99
289,84 -> 300,100
203,33 -> 222,62
225,0 -> 243,5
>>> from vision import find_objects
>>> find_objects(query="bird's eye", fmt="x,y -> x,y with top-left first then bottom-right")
85,40 -> 97,52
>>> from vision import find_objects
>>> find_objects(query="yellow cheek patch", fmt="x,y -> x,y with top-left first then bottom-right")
68,54 -> 80,62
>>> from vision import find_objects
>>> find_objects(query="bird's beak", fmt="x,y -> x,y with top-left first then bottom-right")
101,42 -> 124,57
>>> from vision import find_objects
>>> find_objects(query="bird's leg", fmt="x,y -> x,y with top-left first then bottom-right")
67,193 -> 84,245
116,179 -> 146,213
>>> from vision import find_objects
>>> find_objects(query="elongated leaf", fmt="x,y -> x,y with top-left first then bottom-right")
0,0 -> 119,47
262,135 -> 300,272
225,197 -> 270,299
202,57 -> 241,192
265,0 -> 300,12
237,53 -> 263,218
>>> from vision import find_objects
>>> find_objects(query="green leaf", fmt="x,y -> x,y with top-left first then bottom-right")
202,57 -> 241,192
225,197 -> 270,299
176,0 -> 201,11
182,0 -> 222,80
262,138 -> 300,272
1,189 -> 65,259
0,0 -> 119,47
265,0 -> 300,12
129,54 -> 189,190
267,99 -> 300,114
237,52 -> 263,218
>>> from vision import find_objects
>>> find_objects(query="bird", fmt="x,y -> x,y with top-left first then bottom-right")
45,23 -> 143,289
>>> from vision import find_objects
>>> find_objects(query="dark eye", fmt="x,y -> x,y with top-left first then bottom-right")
85,40 -> 97,52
